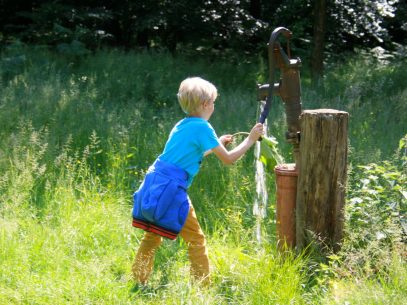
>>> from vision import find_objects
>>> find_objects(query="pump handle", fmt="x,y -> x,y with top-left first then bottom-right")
258,27 -> 292,124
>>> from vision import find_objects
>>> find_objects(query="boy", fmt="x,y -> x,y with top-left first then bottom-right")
132,77 -> 264,285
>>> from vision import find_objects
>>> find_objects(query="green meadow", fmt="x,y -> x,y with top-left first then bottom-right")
0,45 -> 406,304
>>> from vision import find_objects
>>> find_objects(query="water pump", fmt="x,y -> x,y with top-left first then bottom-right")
258,27 -> 302,165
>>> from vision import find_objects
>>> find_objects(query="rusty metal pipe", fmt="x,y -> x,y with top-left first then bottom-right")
274,163 -> 298,248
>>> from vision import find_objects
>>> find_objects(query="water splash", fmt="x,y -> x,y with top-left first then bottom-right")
253,135 -> 268,243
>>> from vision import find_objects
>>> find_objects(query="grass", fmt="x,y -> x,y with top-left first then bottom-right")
324,254 -> 407,304
0,44 -> 406,304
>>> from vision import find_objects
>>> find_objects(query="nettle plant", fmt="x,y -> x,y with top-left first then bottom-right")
339,135 -> 406,276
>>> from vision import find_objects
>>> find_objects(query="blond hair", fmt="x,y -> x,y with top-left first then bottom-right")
177,77 -> 218,114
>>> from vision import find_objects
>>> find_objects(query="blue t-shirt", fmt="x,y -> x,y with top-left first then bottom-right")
158,117 -> 220,187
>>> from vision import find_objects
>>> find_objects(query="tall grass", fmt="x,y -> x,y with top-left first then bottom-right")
0,44 -> 406,304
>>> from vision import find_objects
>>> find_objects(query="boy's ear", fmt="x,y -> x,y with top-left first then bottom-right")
204,100 -> 212,107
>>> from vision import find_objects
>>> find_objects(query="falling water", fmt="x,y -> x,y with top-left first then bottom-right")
253,131 -> 268,243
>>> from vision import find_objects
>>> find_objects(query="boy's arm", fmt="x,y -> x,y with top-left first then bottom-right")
204,150 -> 212,157
204,134 -> 233,157
212,123 -> 264,164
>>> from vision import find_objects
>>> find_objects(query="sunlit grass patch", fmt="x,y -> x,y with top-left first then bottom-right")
210,235 -> 307,304
325,255 -> 407,305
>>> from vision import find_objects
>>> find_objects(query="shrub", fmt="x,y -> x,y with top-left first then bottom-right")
335,134 -> 406,277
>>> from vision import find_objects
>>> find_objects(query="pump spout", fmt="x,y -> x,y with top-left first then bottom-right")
258,27 -> 302,165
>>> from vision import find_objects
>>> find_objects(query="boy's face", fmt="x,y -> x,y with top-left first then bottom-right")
201,99 -> 215,120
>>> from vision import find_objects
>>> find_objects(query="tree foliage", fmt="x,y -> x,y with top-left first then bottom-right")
0,0 -> 405,61
328,0 -> 403,50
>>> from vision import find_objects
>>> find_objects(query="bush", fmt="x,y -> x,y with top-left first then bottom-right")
335,134 -> 406,277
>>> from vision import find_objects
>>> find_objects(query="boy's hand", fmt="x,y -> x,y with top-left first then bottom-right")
249,123 -> 264,142
219,134 -> 233,147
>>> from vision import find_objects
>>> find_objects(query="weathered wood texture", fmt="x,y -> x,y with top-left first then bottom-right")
296,109 -> 348,250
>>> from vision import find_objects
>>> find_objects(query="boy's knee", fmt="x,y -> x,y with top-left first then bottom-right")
192,235 -> 206,246
187,236 -> 208,258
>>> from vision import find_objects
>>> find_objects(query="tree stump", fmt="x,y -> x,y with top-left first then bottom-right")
296,109 -> 348,251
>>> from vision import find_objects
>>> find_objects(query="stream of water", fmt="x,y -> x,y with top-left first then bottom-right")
253,130 -> 268,243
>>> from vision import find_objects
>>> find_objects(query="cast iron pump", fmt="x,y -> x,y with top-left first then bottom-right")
258,27 -> 302,165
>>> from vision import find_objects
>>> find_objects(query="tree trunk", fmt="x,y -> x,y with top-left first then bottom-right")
311,0 -> 327,87
296,109 -> 348,251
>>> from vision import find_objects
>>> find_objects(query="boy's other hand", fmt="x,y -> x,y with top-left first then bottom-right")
249,123 -> 264,142
219,134 -> 233,147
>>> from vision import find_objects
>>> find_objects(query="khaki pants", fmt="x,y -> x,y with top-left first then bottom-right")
132,204 -> 209,284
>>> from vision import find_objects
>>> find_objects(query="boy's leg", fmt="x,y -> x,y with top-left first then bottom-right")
179,203 -> 210,284
132,231 -> 162,284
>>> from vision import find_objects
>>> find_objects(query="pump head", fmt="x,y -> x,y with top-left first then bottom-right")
258,27 -> 302,164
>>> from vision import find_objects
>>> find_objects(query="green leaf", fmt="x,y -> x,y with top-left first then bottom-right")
258,135 -> 284,171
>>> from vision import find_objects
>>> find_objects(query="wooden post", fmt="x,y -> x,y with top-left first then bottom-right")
296,109 -> 348,251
